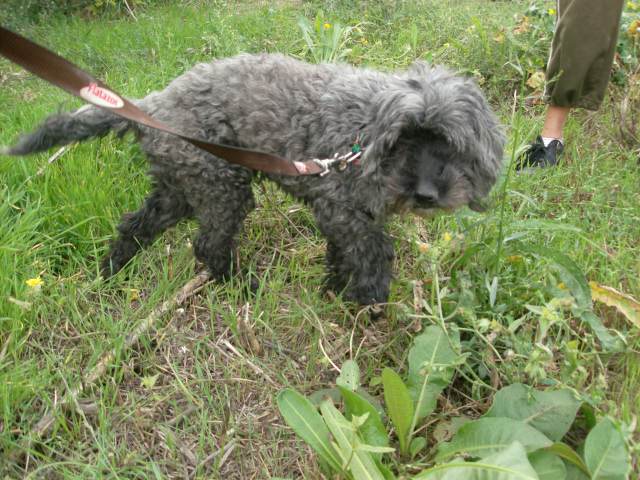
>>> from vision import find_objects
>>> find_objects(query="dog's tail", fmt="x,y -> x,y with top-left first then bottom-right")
1,104 -> 133,156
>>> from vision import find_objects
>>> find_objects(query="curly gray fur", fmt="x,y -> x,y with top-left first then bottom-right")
5,53 -> 504,305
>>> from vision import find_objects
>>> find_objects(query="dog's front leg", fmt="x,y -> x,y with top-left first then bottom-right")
313,201 -> 394,305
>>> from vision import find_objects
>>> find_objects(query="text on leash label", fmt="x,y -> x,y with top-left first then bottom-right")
79,83 -> 124,108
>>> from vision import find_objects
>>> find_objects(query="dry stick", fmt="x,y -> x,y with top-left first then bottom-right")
36,146 -> 69,176
16,271 -> 212,457
123,0 -> 138,21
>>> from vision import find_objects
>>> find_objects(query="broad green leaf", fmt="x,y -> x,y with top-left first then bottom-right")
410,437 -> 427,459
545,443 -> 590,476
565,462 -> 590,480
436,417 -> 552,461
579,311 -> 625,353
416,442 -> 540,480
520,246 -> 590,308
382,368 -> 414,455
485,383 -> 581,441
276,389 -> 342,471
528,450 -> 566,480
338,360 -> 361,392
340,386 -> 389,453
584,418 -> 630,480
320,400 -> 386,480
520,245 -> 624,351
407,326 -> 460,421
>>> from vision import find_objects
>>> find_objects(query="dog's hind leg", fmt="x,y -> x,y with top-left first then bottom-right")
313,201 -> 394,306
101,184 -> 192,277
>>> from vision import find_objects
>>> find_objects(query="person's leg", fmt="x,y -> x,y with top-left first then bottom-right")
545,0 -> 624,111
517,0 -> 623,170
540,105 -> 571,141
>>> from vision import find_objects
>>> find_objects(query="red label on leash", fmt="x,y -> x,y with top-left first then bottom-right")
79,83 -> 124,108
293,161 -> 309,174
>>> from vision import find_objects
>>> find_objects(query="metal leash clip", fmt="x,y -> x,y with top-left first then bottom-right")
311,145 -> 364,177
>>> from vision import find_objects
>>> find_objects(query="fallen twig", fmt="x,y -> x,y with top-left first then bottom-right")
123,0 -> 138,21
36,146 -> 69,176
12,271 -> 212,462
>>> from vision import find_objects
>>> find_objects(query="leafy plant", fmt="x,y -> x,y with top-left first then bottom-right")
277,328 -> 631,479
297,10 -> 357,63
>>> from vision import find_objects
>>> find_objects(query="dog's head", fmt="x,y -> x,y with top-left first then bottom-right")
362,62 -> 505,216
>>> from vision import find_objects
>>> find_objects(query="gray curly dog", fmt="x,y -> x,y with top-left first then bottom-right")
4,53 -> 504,305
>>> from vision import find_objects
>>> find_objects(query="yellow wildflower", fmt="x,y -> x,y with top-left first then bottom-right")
442,232 -> 452,243
324,23 -> 332,29
25,276 -> 43,288
506,255 -> 523,264
548,8 -> 556,15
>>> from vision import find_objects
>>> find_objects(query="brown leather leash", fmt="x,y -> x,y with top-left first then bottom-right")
0,26 -> 326,176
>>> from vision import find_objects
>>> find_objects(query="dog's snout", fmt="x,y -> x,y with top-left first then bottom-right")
415,183 -> 439,206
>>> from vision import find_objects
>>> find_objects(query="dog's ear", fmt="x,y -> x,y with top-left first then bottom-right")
361,88 -> 427,175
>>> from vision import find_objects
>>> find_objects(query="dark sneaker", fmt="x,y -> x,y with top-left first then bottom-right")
516,135 -> 564,170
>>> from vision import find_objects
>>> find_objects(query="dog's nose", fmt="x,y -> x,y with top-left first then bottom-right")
416,193 -> 437,205
415,184 -> 439,206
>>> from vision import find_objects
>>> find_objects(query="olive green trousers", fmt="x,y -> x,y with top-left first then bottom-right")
545,0 -> 624,110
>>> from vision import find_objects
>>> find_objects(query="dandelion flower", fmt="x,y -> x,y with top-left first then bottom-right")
324,23 -> 331,29
442,232 -> 452,243
26,276 -> 43,288
548,8 -> 556,15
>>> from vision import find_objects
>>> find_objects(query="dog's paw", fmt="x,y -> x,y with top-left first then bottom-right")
99,257 -> 121,280
366,303 -> 386,321
344,283 -> 390,307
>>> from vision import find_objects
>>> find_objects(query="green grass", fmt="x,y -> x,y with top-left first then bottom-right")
1,0 -> 638,477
